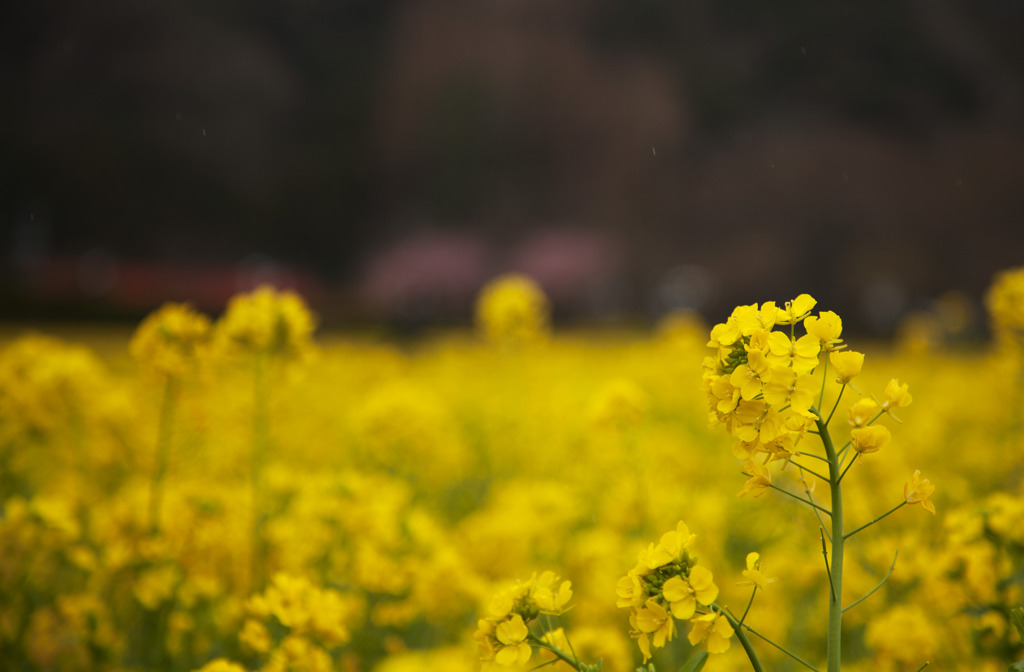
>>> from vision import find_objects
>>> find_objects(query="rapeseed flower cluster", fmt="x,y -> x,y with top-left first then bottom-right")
130,303 -> 212,380
474,571 -> 573,669
703,295 -> 842,463
236,572 -> 362,670
214,285 -> 316,360
616,522 -> 731,661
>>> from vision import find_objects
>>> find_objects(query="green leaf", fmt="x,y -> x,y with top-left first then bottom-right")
1007,662 -> 1024,672
1010,607 -> 1024,639
679,651 -> 710,672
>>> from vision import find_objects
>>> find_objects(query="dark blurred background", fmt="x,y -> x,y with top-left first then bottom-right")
3,0 -> 1024,333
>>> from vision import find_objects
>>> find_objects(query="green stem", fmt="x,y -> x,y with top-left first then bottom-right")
820,530 -> 836,603
865,409 -> 885,426
527,634 -> 583,671
755,479 -> 831,516
790,461 -> 829,484
737,587 -> 757,628
838,453 -> 859,483
723,606 -> 819,672
837,439 -> 852,462
843,550 -> 898,613
148,377 -> 177,534
797,466 -> 831,542
816,413 -> 844,672
824,384 -> 846,427
717,605 -> 765,672
843,502 -> 905,541
797,450 -> 829,463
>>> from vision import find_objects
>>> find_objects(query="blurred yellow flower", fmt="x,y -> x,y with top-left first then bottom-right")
475,274 -> 549,348
214,285 -> 316,359
882,379 -> 913,414
851,425 -> 891,455
986,265 -> 1024,339
904,470 -> 936,514
865,605 -> 939,665
738,460 -> 772,497
847,398 -> 879,427
130,302 -> 211,378
240,618 -> 271,653
687,611 -> 734,654
644,521 -> 696,569
532,571 -> 572,614
194,659 -> 249,672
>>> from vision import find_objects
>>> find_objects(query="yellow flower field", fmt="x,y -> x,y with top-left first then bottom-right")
2,271 -> 1023,672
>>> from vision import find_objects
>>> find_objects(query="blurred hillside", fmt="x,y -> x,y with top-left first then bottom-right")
3,0 -> 1023,329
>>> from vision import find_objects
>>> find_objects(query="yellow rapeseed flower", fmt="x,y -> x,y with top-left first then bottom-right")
804,310 -> 843,350
847,398 -> 879,427
633,598 -> 675,660
739,552 -> 776,591
881,379 -> 913,415
493,614 -> 531,666
904,470 -> 936,514
662,565 -> 718,620
687,611 -> 734,654
829,350 -> 864,385
777,294 -> 817,325
851,425 -> 891,455
738,460 -> 772,497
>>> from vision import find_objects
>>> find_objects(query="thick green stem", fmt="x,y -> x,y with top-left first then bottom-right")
817,414 -> 844,672
148,377 -> 177,534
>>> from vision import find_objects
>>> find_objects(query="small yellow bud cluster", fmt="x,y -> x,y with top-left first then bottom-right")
475,274 -> 550,349
474,571 -> 572,669
616,522 -> 730,660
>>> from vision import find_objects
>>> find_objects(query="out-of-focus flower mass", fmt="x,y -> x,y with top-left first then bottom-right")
0,269 -> 1021,671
